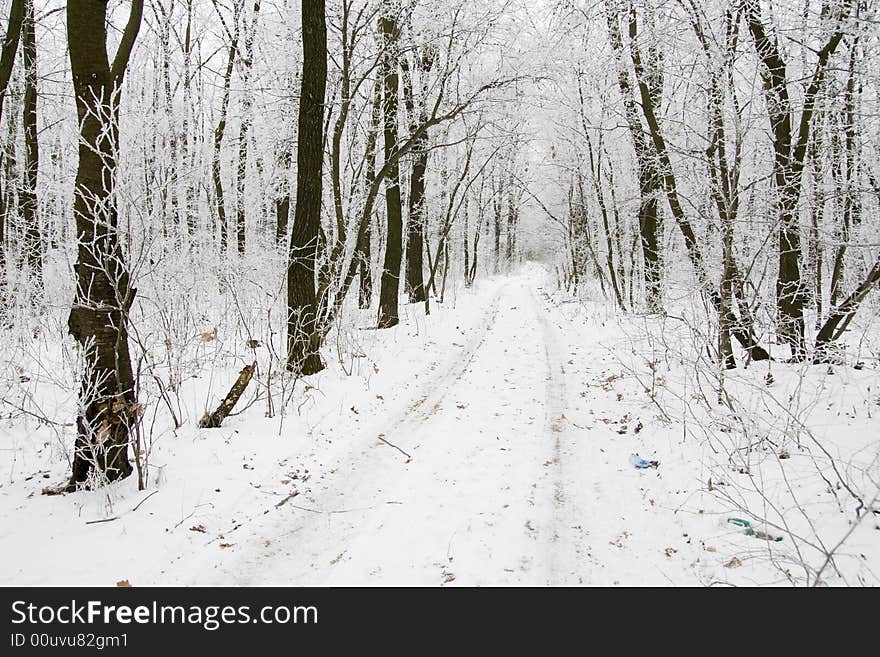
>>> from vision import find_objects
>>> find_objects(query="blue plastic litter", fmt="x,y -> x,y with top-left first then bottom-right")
629,453 -> 659,469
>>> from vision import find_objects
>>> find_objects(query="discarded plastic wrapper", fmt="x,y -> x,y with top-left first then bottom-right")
727,517 -> 783,542
629,453 -> 659,469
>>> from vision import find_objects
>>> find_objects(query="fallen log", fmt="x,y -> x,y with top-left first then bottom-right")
199,362 -> 256,428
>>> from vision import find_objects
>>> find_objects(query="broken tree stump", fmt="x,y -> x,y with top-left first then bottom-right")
199,362 -> 256,428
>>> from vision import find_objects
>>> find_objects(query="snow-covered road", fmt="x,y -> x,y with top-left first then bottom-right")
176,274 -> 704,585
9,269 -> 873,586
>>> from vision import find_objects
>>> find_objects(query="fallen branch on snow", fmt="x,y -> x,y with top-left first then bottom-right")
199,362 -> 257,428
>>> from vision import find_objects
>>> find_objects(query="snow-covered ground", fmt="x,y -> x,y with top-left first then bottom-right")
1,265 -> 878,586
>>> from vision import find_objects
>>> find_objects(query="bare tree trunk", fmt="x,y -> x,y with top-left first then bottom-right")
807,116 -> 824,326
235,0 -> 260,256
815,257 -> 880,359
0,0 -> 24,289
377,9 -> 403,328
154,1 -> 179,235
828,42 -> 859,309
744,0 -> 852,359
275,191 -> 290,244
401,48 -> 434,303
357,81 -> 381,309
286,0 -> 326,374
505,180 -> 516,265
0,0 -> 24,121
463,193 -> 470,286
274,65 -> 294,246
181,0 -> 196,237
589,137 -> 624,309
719,215 -> 736,369
814,163 -> 880,357
609,1 -> 769,360
211,0 -> 242,253
439,237 -> 450,303
63,0 -> 143,490
467,180 -> 484,286
492,170 -> 501,273
21,0 -> 39,285
601,16 -> 662,311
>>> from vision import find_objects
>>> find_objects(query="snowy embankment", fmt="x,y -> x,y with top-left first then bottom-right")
1,265 -> 878,586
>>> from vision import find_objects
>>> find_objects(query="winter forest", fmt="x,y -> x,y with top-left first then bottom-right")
0,0 -> 878,587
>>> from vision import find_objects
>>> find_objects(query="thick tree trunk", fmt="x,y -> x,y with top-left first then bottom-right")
401,50 -> 434,304
0,0 -> 24,120
21,0 -> 39,284
0,0 -> 24,288
638,181 -> 660,310
377,11 -> 403,328
286,0 -> 326,374
64,0 -> 143,490
405,148 -> 427,302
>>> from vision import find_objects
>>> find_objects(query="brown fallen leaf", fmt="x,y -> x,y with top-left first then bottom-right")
116,579 -> 132,587
189,524 -> 207,533
219,543 -> 234,549
724,556 -> 742,569
706,546 -> 717,553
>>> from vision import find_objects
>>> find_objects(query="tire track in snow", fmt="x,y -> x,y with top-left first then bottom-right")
187,284 -> 507,584
532,285 -> 597,585
535,293 -> 568,585
393,288 -> 504,429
